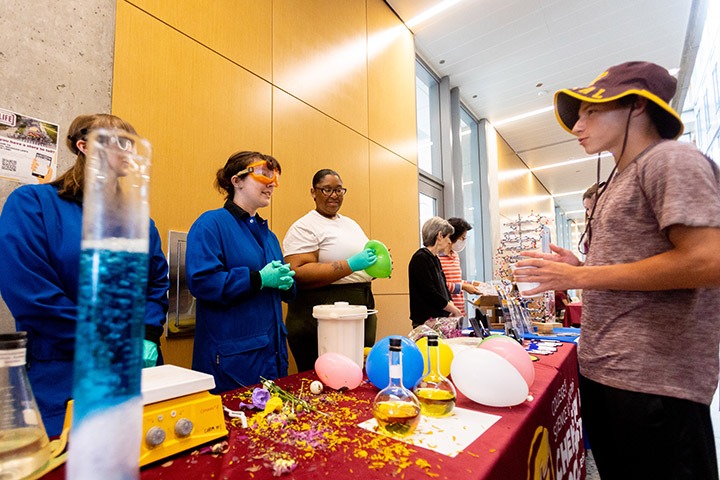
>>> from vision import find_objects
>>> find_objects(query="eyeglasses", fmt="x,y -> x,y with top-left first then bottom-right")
235,160 -> 280,187
81,129 -> 135,152
314,186 -> 347,197
107,135 -> 134,152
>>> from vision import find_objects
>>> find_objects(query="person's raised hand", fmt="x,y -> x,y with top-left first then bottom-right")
519,243 -> 581,267
462,282 -> 482,295
347,248 -> 377,272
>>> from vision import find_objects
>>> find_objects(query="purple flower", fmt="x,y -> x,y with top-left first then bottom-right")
252,388 -> 271,409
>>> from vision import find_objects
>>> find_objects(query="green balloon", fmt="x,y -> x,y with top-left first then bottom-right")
364,240 -> 392,278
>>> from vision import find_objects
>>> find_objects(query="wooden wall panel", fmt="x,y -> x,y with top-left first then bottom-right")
113,2 -> 273,367
127,0 -> 272,80
495,133 -> 554,221
273,0 -> 368,135
271,88 -> 370,241
113,1 -> 273,236
111,0 -> 419,367
367,0 -> 418,163
368,143 -> 418,295
374,294 -> 412,341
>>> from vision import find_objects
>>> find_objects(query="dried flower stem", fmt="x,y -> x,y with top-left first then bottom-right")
260,377 -> 328,416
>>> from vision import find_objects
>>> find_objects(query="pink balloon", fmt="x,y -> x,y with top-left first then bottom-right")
478,335 -> 535,388
314,352 -> 363,391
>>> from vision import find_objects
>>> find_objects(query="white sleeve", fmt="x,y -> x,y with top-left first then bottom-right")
283,216 -> 319,256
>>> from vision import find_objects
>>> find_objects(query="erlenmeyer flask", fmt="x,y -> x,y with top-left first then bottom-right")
0,332 -> 51,479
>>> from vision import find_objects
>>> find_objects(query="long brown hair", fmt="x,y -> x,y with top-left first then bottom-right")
53,114 -> 137,197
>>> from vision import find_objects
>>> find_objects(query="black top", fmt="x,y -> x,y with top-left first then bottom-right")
408,247 -> 452,326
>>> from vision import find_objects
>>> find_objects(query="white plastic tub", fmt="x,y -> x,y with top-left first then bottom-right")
312,302 -> 370,368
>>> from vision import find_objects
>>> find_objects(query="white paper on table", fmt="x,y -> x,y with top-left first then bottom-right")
357,407 -> 501,457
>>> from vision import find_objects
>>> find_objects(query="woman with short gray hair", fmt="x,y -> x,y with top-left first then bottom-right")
409,216 -> 463,328
421,216 -> 454,247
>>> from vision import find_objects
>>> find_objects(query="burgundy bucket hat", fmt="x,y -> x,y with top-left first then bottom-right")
554,61 -> 684,139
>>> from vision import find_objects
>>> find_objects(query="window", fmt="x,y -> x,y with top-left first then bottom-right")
416,59 -> 444,245
416,61 -> 441,177
418,177 -> 444,246
459,108 -> 481,280
712,65 -> 719,113
696,109 -> 704,144
704,93 -> 711,133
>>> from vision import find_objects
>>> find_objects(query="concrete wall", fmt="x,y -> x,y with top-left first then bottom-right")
0,0 -> 116,332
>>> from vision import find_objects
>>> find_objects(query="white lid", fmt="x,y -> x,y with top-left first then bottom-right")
141,364 -> 216,405
312,301 -> 368,320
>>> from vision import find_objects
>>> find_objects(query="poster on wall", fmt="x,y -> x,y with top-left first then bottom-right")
0,108 -> 59,184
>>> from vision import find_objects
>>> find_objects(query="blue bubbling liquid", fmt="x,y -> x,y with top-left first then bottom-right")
73,246 -> 148,425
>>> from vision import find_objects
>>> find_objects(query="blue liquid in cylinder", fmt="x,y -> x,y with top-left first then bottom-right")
73,247 -> 148,425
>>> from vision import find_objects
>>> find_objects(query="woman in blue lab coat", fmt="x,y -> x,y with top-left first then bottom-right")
0,113 -> 169,436
186,151 -> 295,393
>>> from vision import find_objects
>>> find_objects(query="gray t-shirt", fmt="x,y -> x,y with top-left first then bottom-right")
581,140 -> 720,405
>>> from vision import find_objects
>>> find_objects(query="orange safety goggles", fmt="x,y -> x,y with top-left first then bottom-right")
235,160 -> 280,187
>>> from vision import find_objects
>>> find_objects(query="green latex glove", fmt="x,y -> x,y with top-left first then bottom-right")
259,260 -> 296,290
347,248 -> 377,272
143,339 -> 159,368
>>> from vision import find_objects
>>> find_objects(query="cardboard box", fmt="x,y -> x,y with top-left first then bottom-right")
474,295 -> 499,307
532,321 -> 563,334
472,295 -> 500,326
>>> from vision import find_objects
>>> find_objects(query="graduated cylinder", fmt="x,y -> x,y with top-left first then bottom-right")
68,129 -> 152,480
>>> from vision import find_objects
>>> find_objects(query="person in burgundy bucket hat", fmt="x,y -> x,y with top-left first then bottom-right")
514,61 -> 720,479
555,61 -> 684,140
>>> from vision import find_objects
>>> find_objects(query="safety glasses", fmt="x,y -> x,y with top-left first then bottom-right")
84,129 -> 135,152
108,135 -> 134,152
235,160 -> 280,187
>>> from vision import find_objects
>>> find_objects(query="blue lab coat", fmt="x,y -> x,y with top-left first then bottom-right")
0,184 -> 169,436
186,201 -> 293,393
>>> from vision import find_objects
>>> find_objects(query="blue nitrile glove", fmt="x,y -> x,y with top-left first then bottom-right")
347,248 -> 377,272
142,339 -> 159,368
259,260 -> 296,290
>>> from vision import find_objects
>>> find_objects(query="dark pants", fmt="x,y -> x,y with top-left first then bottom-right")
285,282 -> 376,372
580,374 -> 718,480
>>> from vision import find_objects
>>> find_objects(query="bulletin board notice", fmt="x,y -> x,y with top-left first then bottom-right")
0,108 -> 59,184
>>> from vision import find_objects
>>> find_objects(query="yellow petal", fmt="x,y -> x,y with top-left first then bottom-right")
263,396 -> 283,415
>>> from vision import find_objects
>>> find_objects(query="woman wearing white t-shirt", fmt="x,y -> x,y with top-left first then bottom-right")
283,169 -> 378,371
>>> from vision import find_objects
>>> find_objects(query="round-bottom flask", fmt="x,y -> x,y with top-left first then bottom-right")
372,337 -> 421,437
414,334 -> 457,417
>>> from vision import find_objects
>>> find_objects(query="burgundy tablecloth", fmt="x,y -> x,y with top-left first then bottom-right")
42,344 -> 586,480
564,302 -> 583,327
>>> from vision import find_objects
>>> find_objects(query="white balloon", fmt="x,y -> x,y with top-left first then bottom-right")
450,348 -> 529,407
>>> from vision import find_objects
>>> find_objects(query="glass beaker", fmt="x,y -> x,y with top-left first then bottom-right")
0,332 -> 51,480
